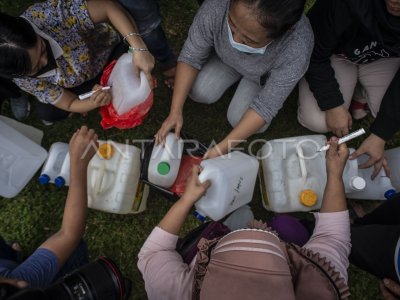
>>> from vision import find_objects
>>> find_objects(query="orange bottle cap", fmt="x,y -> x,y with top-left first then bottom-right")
98,143 -> 114,159
299,189 -> 317,207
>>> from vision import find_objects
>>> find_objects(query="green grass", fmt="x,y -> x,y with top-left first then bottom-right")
1,0 -> 399,299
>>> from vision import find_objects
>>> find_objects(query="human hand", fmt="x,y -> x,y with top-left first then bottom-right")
90,84 -> 111,107
69,126 -> 98,168
325,137 -> 349,179
0,277 -> 28,289
203,143 -> 227,160
380,279 -> 400,300
154,111 -> 183,145
133,50 -> 155,89
325,106 -> 352,137
180,166 -> 211,206
349,133 -> 389,179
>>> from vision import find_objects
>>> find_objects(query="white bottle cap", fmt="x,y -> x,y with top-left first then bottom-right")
350,176 -> 366,191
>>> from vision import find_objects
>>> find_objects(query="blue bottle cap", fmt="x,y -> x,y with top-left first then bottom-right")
38,174 -> 50,185
384,189 -> 397,199
54,176 -> 65,188
193,211 -> 206,222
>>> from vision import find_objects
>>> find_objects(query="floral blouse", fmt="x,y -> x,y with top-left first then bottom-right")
13,0 -> 120,104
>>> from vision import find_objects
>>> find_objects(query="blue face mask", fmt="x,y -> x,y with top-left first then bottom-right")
227,20 -> 269,55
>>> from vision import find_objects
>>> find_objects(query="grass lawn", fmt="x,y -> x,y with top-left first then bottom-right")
1,0 -> 399,299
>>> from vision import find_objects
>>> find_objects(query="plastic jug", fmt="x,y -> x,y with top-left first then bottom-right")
385,146 -> 400,191
54,153 -> 70,188
147,133 -> 184,188
345,149 -> 396,200
39,142 -> 69,185
107,51 -> 151,115
0,117 -> 47,198
87,141 -> 149,214
194,151 -> 259,221
258,135 -> 327,213
342,149 -> 366,193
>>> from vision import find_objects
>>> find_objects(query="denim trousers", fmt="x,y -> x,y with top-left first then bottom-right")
118,0 -> 176,70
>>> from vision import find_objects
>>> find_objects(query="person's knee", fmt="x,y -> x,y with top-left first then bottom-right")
189,85 -> 219,104
297,108 -> 328,133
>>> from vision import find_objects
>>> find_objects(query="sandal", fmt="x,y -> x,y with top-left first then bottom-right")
162,66 -> 176,89
350,99 -> 370,120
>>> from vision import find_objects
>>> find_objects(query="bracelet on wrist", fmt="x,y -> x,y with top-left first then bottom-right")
123,32 -> 141,45
128,46 -> 149,52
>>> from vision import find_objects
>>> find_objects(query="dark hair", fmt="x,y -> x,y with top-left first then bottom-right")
233,0 -> 306,39
0,13 -> 37,77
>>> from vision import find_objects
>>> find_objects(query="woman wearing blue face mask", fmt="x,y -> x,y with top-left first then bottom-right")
155,0 -> 313,158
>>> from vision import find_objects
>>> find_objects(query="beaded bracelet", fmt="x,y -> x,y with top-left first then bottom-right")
123,32 -> 141,45
128,46 -> 149,52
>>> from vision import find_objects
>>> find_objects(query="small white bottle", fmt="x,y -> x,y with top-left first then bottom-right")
194,151 -> 259,221
54,153 -> 70,188
343,149 -> 366,193
39,142 -> 69,185
147,133 -> 184,188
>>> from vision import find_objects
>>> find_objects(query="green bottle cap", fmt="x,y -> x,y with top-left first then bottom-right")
157,162 -> 170,175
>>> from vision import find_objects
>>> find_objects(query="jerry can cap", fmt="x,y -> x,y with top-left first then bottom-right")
299,189 -> 318,207
98,143 -> 114,159
157,162 -> 170,175
193,211 -> 206,222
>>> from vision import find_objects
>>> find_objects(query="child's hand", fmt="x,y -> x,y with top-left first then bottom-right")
326,137 -> 349,179
180,166 -> 210,206
69,126 -> 98,168
90,84 -> 111,107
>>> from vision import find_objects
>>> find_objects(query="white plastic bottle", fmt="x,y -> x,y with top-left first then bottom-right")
87,141 -> 149,214
346,152 -> 396,200
54,153 -> 70,188
107,50 -> 151,115
342,149 -> 366,193
258,135 -> 327,213
194,151 -> 259,221
385,146 -> 400,191
147,133 -> 184,188
39,142 -> 69,185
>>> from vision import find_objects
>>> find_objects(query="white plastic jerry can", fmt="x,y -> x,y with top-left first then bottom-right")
345,149 -> 396,200
385,146 -> 400,191
39,142 -> 69,185
107,51 -> 151,115
147,133 -> 184,188
0,117 -> 47,198
194,151 -> 259,222
258,135 -> 327,213
87,141 -> 149,214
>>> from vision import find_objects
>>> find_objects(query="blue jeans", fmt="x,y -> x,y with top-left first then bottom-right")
118,0 -> 177,70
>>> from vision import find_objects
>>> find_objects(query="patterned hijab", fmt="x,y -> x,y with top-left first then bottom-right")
192,220 -> 350,300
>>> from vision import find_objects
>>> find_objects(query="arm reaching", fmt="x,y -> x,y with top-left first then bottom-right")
39,126 -> 98,269
320,138 -> 349,213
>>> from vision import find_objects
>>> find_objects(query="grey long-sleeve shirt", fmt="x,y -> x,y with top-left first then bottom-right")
178,0 -> 314,124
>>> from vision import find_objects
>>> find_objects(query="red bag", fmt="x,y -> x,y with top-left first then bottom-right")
99,60 -> 154,129
169,155 -> 203,196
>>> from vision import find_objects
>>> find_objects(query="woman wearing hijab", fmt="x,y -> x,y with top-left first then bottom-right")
298,0 -> 400,179
138,138 -> 351,300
